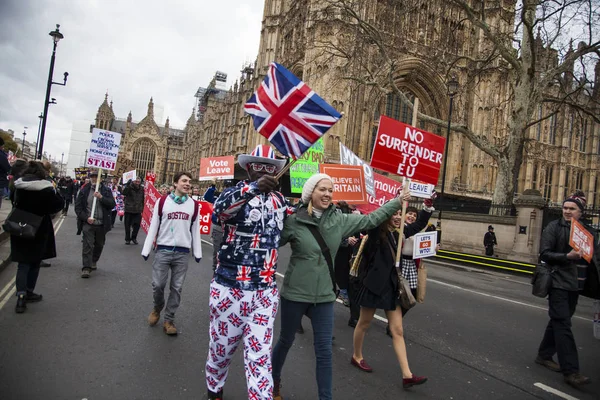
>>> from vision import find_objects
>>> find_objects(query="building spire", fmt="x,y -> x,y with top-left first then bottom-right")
147,97 -> 154,119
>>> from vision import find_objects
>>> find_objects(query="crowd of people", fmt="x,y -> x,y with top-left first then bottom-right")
3,141 -> 598,399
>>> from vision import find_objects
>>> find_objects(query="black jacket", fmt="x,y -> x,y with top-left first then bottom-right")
75,183 -> 115,231
359,209 -> 431,296
539,218 -> 600,297
484,231 -> 497,247
10,176 -> 64,263
0,150 -> 11,189
58,178 -> 75,200
122,183 -> 144,214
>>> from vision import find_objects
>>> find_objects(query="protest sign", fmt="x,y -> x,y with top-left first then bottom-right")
199,156 -> 235,181
413,231 -> 438,259
141,182 -> 161,234
370,116 -> 445,185
86,128 -> 122,171
145,171 -> 156,185
319,164 -> 367,204
338,143 -> 375,197
74,168 -> 90,180
290,138 -> 324,193
197,201 -> 214,235
123,170 -> 137,183
408,180 -> 435,199
354,172 -> 399,214
569,219 -> 594,263
115,156 -> 135,177
7,151 -> 16,164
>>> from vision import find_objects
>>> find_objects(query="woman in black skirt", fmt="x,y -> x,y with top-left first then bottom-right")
351,199 -> 433,389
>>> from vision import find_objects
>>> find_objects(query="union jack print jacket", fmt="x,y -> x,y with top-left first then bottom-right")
213,180 -> 293,290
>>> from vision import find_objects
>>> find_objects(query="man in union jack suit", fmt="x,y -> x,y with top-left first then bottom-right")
206,144 -> 291,400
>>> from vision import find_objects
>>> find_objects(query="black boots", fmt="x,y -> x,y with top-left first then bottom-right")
207,389 -> 223,400
15,294 -> 26,313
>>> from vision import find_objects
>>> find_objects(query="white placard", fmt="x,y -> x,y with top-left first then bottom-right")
339,143 -> 376,197
85,128 -> 122,171
413,231 -> 437,259
123,170 -> 137,183
408,180 -> 435,199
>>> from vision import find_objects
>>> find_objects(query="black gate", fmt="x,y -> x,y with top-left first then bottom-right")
542,206 -> 600,238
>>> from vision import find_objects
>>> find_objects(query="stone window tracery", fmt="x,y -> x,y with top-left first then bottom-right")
132,138 -> 157,179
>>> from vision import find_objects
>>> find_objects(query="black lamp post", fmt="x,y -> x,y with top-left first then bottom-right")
437,75 -> 460,231
162,137 -> 173,184
37,24 -> 69,160
61,152 -> 64,176
21,128 -> 27,158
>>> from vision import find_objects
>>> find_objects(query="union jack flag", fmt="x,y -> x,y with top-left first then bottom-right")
216,343 -> 226,357
228,313 -> 243,328
258,376 -> 270,391
244,62 -> 342,160
226,226 -> 237,243
218,320 -> 229,336
263,327 -> 273,343
210,286 -> 221,299
240,301 -> 252,317
253,313 -> 269,327
217,297 -> 233,312
228,334 -> 243,345
236,265 -> 252,282
250,234 -> 261,249
248,336 -> 263,353
260,249 -> 278,284
230,288 -> 244,301
248,388 -> 261,400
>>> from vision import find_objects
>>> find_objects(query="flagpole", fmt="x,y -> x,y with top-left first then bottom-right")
275,159 -> 297,180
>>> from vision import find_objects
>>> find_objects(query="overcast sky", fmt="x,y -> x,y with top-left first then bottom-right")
0,0 -> 264,162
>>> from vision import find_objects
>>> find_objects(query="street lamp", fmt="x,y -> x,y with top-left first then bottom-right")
37,24 -> 69,160
21,127 -> 27,159
61,152 -> 64,176
437,75 -> 460,233
162,137 -> 173,184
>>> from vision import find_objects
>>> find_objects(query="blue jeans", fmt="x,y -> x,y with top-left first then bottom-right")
16,262 -> 41,295
272,298 -> 334,400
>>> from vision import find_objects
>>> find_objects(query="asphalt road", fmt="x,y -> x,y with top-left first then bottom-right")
0,212 -> 598,400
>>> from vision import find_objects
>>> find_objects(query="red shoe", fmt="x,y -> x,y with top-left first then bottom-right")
351,357 -> 373,372
403,374 -> 428,388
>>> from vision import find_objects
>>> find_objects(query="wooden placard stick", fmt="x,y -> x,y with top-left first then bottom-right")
275,159 -> 297,180
90,168 -> 103,221
395,177 -> 410,268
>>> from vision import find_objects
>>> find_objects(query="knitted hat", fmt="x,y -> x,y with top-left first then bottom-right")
301,173 -> 332,203
563,190 -> 587,211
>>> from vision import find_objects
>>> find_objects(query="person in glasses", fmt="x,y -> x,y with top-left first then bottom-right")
206,145 -> 290,400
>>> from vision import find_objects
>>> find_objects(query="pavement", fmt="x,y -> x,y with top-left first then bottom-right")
0,211 -> 599,400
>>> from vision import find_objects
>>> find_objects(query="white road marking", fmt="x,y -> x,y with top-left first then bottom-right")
0,215 -> 66,311
200,239 -> 591,323
534,383 -> 580,400
428,278 -> 592,322
0,286 -> 16,310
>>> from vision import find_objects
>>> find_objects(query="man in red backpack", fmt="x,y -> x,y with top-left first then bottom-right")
141,172 -> 202,335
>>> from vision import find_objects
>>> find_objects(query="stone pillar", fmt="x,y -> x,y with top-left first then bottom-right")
512,189 -> 546,263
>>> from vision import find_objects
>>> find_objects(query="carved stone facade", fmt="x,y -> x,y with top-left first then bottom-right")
94,95 -> 187,184
185,1 -> 599,205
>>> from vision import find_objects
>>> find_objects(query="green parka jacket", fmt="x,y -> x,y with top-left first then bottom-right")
280,199 -> 403,304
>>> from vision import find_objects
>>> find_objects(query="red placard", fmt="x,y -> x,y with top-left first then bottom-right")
199,156 -> 235,181
569,219 -> 594,263
319,164 -> 368,204
355,172 -> 402,214
370,116 -> 446,185
141,182 -> 161,234
197,201 -> 214,235
145,171 -> 156,185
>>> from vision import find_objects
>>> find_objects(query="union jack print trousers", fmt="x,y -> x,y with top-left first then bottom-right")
206,280 -> 279,399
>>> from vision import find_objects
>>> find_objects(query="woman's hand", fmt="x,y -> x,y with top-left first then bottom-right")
566,249 -> 583,260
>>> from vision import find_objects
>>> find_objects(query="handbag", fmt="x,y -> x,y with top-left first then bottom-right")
531,262 -> 555,298
306,224 -> 339,297
2,196 -> 43,239
416,262 -> 427,303
386,238 -> 416,310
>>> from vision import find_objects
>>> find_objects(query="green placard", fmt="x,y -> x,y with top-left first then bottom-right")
289,138 -> 325,193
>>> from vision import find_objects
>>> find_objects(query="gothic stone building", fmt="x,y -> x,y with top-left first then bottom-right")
94,95 -> 190,184
185,0 -> 599,206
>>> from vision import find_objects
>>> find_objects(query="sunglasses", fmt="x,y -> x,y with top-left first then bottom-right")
249,163 -> 277,173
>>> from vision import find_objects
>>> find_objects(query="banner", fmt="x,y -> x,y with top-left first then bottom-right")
370,116 -> 445,185
319,164 -> 367,204
123,170 -> 137,183
569,219 -> 594,263
141,182 -> 161,234
290,138 -> 324,193
197,201 -> 214,235
413,231 -> 438,259
145,171 -> 156,185
74,168 -> 90,180
86,128 -> 122,171
199,156 -> 235,181
354,172 -> 399,214
339,143 -> 375,197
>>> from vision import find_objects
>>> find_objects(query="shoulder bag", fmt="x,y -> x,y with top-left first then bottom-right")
531,262 -> 555,298
386,236 -> 416,310
2,191 -> 43,239
306,224 -> 339,297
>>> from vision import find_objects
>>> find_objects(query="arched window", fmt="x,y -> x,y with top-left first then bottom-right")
132,138 -> 157,179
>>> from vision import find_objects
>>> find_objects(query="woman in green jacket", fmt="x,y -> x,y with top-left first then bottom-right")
271,173 -> 409,400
